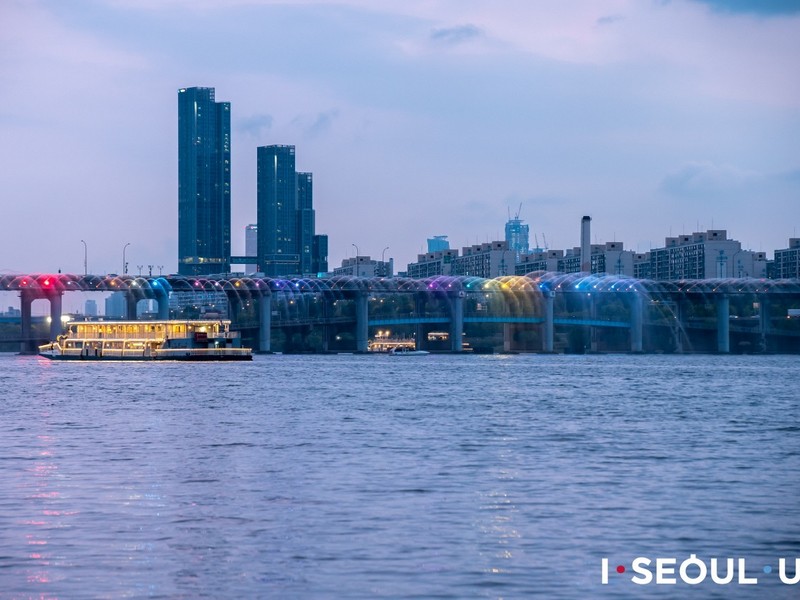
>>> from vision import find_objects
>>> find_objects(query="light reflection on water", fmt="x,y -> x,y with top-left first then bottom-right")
0,353 -> 798,599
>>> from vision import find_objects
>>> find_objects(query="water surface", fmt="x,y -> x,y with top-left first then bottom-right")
1,353 -> 798,598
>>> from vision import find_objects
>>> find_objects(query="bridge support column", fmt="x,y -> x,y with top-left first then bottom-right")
630,293 -> 643,353
758,296 -> 770,353
125,294 -> 138,320
258,293 -> 272,353
355,292 -> 369,353
414,294 -> 426,351
449,293 -> 464,352
543,292 -> 554,353
716,296 -> 730,354
20,289 -> 35,355
675,298 -> 687,353
227,295 -> 241,324
48,292 -> 63,341
156,295 -> 169,320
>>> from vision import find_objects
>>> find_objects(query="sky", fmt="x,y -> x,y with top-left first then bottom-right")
1,0 -> 799,291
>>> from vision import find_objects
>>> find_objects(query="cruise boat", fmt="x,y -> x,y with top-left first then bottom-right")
388,346 -> 430,356
39,320 -> 252,361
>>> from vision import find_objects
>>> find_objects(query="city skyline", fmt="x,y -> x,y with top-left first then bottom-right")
1,0 -> 798,279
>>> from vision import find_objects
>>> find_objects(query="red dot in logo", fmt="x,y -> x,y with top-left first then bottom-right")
616,565 -> 626,574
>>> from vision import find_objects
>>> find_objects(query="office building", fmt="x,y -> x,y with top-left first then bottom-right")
773,238 -> 800,279
427,236 -> 450,253
105,292 -> 127,319
244,224 -> 258,274
84,299 -> 98,317
177,87 -> 231,275
505,215 -> 530,261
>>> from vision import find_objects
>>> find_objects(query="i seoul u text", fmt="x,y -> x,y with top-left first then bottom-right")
601,556 -> 799,586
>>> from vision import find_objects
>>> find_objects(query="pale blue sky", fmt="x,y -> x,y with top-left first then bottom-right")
1,0 -> 798,289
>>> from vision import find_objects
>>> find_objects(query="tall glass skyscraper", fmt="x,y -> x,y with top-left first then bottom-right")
257,145 -> 299,277
177,87 -> 231,275
505,216 -> 530,262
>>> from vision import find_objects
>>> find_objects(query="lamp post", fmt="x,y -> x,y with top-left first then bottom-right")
122,242 -> 130,275
381,246 -> 389,277
352,243 -> 360,277
80,240 -> 87,275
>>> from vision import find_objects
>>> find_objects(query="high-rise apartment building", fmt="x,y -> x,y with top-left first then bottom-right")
257,145 -> 299,277
297,172 -> 314,274
312,234 -> 329,275
177,87 -> 231,275
257,145 -> 327,277
648,230 -> 766,279
773,238 -> 800,279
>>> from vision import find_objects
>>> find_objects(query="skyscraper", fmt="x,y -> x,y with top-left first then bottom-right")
312,234 -> 329,275
505,214 -> 530,262
257,145 -> 299,277
177,87 -> 231,275
427,235 -> 450,253
296,172 -> 314,274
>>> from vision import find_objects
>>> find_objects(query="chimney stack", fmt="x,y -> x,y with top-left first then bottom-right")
580,216 -> 591,273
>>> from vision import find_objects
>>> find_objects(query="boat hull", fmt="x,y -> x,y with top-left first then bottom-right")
39,353 -> 252,361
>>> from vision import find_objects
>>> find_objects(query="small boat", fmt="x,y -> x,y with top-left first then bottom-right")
388,346 -> 430,356
39,319 -> 252,361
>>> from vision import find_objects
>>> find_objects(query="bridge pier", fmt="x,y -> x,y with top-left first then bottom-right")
589,294 -> 598,352
355,292 -> 369,353
449,293 -> 464,352
258,293 -> 272,353
674,298 -> 688,353
49,292 -> 63,342
543,291 -> 554,352
716,296 -> 730,354
758,295 -> 770,353
19,289 -> 35,354
414,294 -> 427,351
630,293 -> 643,353
125,293 -> 138,320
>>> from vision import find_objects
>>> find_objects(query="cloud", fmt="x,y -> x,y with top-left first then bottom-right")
291,109 -> 340,139
660,162 -> 800,198
596,14 -> 624,26
430,24 -> 483,45
688,0 -> 800,16
660,162 -> 756,196
236,113 -> 273,138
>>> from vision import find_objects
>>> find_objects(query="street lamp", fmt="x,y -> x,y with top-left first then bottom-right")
80,240 -> 87,275
381,246 -> 389,277
122,242 -> 130,275
352,243 -> 360,277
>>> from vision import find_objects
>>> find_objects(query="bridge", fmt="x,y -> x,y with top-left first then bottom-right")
2,272 -> 798,354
